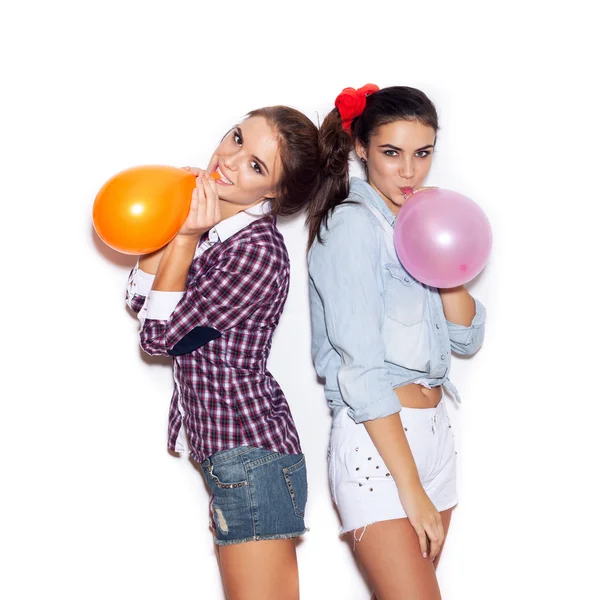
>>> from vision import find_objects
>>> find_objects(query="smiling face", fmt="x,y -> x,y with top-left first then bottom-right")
356,119 -> 436,215
207,115 -> 282,211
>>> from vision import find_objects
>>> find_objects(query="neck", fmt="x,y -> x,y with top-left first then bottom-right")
368,180 -> 402,217
218,198 -> 264,221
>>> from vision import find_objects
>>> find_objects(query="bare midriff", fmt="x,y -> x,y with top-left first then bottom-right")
395,383 -> 442,409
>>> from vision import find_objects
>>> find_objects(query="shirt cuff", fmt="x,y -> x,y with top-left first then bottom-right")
146,290 -> 185,320
129,266 -> 156,297
348,390 -> 402,424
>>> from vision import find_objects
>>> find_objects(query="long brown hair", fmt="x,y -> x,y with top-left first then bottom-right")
307,86 -> 439,248
246,106 -> 320,218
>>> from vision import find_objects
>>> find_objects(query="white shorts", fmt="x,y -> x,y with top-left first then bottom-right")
328,398 -> 458,534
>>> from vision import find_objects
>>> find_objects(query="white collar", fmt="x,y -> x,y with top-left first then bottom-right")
211,200 -> 271,243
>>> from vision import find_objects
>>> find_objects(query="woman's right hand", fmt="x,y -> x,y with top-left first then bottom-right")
177,173 -> 221,239
400,486 -> 445,560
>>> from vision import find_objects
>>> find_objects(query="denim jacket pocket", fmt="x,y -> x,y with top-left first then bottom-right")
383,264 -> 425,327
382,264 -> 430,371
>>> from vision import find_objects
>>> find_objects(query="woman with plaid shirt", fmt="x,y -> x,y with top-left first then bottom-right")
127,107 -> 320,600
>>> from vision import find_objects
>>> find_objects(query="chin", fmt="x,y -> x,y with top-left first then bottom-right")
389,194 -> 405,208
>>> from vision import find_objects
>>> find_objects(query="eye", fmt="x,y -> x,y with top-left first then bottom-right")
251,161 -> 262,174
233,132 -> 242,146
415,150 -> 431,158
384,150 -> 398,157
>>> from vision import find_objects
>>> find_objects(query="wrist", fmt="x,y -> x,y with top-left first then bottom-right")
439,285 -> 465,295
394,470 -> 422,492
172,233 -> 204,248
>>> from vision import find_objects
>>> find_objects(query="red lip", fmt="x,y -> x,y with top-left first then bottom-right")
213,164 -> 233,185
400,187 -> 414,195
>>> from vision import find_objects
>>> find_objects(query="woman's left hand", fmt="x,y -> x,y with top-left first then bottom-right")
177,174 -> 221,239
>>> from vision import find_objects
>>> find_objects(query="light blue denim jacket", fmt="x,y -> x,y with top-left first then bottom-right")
308,177 -> 486,423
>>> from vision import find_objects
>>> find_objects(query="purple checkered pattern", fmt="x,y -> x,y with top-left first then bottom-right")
127,217 -> 301,464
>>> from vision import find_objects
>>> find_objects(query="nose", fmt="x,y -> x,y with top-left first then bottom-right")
399,155 -> 415,180
219,144 -> 241,172
220,153 -> 239,172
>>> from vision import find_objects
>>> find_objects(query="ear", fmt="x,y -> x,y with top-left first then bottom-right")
262,186 -> 277,201
355,141 -> 368,163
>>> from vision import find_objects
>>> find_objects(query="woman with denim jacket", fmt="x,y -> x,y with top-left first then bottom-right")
307,85 -> 486,599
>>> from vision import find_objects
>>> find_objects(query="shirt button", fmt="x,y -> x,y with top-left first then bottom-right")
441,355 -> 446,361
435,324 -> 440,329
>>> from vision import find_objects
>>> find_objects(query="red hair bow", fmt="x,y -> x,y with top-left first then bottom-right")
335,83 -> 380,131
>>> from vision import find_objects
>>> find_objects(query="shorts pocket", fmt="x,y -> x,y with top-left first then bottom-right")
282,456 -> 308,518
206,459 -> 249,490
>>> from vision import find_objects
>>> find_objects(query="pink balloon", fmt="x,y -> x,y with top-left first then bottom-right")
394,188 -> 492,288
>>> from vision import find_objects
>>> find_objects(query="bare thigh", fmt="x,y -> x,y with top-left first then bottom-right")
433,508 -> 453,570
356,508 -> 454,600
217,538 -> 299,600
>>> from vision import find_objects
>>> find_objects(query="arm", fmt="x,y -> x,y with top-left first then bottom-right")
309,207 -> 400,423
137,167 -> 206,277
440,286 -> 486,355
309,208 -> 444,559
141,237 -> 281,357
139,173 -> 225,356
362,414 -> 443,559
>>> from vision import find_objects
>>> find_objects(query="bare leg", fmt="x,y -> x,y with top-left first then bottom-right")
433,508 -> 453,570
218,538 -> 299,600
363,508 -> 454,599
353,518 -> 440,600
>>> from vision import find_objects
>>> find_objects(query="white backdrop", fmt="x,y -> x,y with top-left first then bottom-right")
2,1 -> 598,598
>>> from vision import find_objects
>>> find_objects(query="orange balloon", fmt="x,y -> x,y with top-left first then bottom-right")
92,165 -> 196,255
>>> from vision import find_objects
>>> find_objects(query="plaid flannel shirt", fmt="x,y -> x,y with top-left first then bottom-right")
126,205 -> 301,463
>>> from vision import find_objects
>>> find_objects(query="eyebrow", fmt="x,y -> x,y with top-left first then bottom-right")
235,126 -> 270,175
378,143 -> 435,152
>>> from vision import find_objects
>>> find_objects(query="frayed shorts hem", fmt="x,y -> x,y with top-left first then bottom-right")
212,528 -> 309,546
338,500 -> 458,536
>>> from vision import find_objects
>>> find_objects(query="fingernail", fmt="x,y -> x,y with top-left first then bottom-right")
423,552 -> 428,558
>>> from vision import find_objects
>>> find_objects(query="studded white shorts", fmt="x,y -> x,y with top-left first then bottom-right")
328,398 -> 458,534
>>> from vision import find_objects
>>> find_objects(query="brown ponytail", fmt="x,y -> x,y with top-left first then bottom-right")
306,109 -> 354,248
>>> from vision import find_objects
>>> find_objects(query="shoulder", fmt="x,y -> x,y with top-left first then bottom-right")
310,200 -> 378,262
222,217 -> 289,271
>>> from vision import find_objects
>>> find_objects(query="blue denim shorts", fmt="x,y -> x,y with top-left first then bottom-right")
200,446 -> 308,546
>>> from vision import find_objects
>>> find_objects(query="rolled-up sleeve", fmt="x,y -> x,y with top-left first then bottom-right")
125,263 -> 156,327
446,297 -> 486,355
309,206 -> 401,423
140,241 -> 280,357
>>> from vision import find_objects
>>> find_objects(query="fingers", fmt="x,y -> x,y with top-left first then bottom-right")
413,523 -> 429,558
203,175 -> 220,224
189,186 -> 199,212
182,166 -> 205,177
195,176 -> 209,228
193,174 -> 221,230
423,517 -> 444,561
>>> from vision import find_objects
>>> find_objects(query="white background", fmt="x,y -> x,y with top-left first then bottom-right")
1,1 -> 598,598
